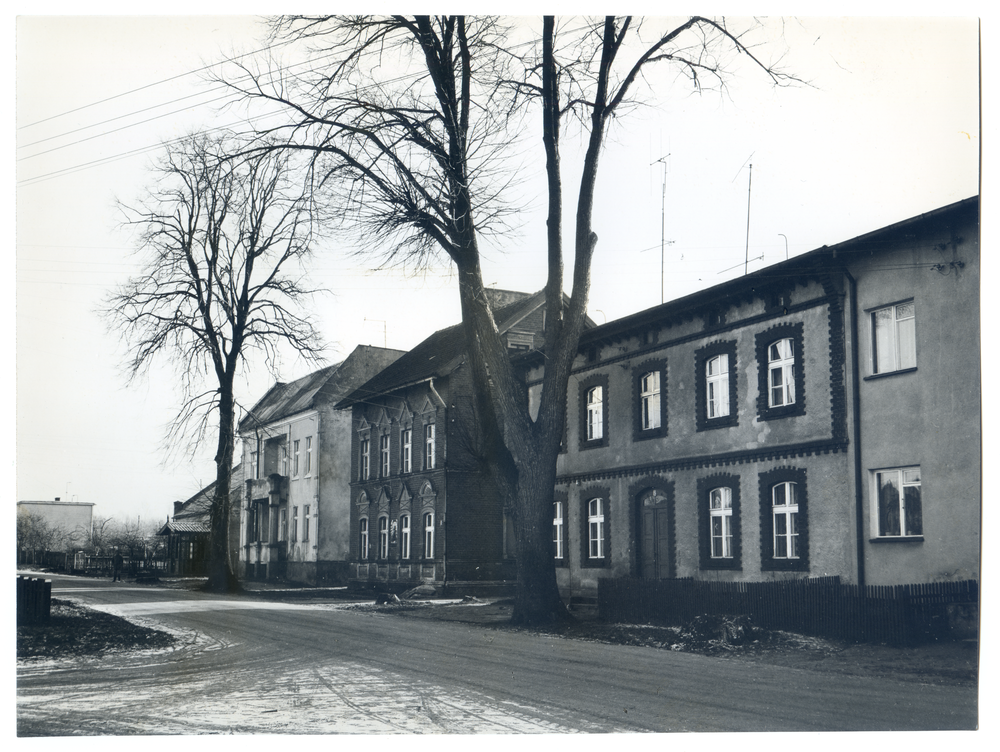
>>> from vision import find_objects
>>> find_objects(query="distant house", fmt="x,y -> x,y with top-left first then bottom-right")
337,289 -> 591,595
238,344 -> 405,584
157,464 -> 243,576
521,196 -> 979,600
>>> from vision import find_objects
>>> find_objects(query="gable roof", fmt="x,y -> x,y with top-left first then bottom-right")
239,345 -> 406,433
157,463 -> 244,535
337,289 -> 555,407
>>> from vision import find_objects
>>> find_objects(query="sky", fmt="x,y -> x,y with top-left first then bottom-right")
13,10 -> 984,527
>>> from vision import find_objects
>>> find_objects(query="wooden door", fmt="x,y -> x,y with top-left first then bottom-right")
640,490 -> 671,580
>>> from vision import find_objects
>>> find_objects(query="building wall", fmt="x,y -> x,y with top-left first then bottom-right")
848,206 -> 980,585
17,501 -> 94,541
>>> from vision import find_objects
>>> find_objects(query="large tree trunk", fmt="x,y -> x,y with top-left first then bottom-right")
206,385 -> 239,592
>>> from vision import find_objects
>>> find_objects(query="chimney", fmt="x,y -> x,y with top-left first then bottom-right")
173,501 -> 184,515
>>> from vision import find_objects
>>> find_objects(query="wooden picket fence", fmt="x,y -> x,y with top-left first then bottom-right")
597,576 -> 979,645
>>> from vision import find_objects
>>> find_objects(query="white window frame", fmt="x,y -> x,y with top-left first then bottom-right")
871,301 -> 916,374
250,449 -> 259,480
401,429 -> 412,474
767,339 -> 796,407
303,504 -> 310,542
291,506 -> 299,543
553,501 -> 565,560
873,466 -> 922,538
771,482 -> 799,559
587,498 -> 605,560
304,436 -> 313,475
424,424 -> 436,470
587,386 -> 604,440
399,514 -> 411,559
640,371 -> 661,430
280,443 -> 288,476
378,515 -> 389,560
360,439 -> 370,480
359,518 -> 369,560
279,508 -> 287,542
709,487 -> 733,559
380,434 -> 390,478
423,512 -> 435,558
706,354 -> 730,419
293,440 -> 300,477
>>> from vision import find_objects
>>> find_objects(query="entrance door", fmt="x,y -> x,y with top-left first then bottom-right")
640,490 -> 671,580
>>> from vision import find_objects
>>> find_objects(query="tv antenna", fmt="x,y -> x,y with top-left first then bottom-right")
732,153 -> 755,275
651,152 -> 675,303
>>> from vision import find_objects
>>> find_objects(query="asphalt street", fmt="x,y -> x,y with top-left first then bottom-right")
17,573 -> 979,735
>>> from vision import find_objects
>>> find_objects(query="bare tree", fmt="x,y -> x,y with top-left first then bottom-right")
224,16 -> 795,623
107,133 -> 326,591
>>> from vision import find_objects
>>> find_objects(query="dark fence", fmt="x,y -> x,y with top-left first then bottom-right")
597,577 -> 979,645
17,576 -> 52,625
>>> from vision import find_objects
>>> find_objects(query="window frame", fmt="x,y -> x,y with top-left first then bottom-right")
424,423 -> 436,470
360,438 -> 370,480
578,374 -> 610,450
291,506 -> 298,543
758,467 -> 809,572
632,359 -> 667,441
695,341 -> 738,431
358,517 -> 369,560
755,323 -> 806,421
579,486 -> 611,568
868,299 -> 916,376
379,434 -> 390,478
401,429 -> 412,474
377,515 -> 389,560
697,474 -> 742,570
399,514 -> 411,559
293,439 -> 301,477
872,466 -> 923,540
553,497 -> 566,564
422,511 -> 435,559
303,504 -> 310,542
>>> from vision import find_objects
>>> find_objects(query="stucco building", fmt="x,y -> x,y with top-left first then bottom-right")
525,196 -> 979,600
238,344 -> 404,584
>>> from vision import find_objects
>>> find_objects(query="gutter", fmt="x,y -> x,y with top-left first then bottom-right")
429,376 -> 448,591
844,269 -> 867,589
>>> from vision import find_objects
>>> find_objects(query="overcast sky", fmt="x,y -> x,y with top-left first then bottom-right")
14,11 -> 983,526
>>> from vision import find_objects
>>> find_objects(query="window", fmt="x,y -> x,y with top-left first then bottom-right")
291,506 -> 298,542
279,508 -> 287,542
587,387 -> 604,440
360,439 -> 370,480
759,468 -> 808,571
378,516 -> 389,559
755,324 -> 805,420
772,482 -> 798,559
401,429 -> 412,473
380,435 -> 390,477
696,341 -> 738,431
579,375 -> 609,449
303,505 -> 310,542
359,518 -> 369,560
706,355 -> 729,419
640,371 -> 661,430
587,498 -> 605,560
281,443 -> 288,476
304,436 -> 313,475
874,467 -> 922,538
697,474 -> 741,570
767,339 -> 795,407
424,424 -> 436,470
710,487 -> 733,558
250,450 -> 259,480
871,301 -> 916,374
553,501 -> 565,561
293,440 -> 300,476
423,512 -> 434,558
399,514 -> 411,559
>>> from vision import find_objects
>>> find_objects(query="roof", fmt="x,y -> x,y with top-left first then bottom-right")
337,289 -> 550,407
156,463 -> 243,535
567,195 -> 980,351
17,500 -> 95,507
238,345 -> 406,432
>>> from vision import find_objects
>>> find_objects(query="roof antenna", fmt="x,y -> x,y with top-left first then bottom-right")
733,153 -> 755,276
651,151 -> 674,304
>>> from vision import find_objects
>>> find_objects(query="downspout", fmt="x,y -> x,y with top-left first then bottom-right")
844,269 -> 866,589
429,377 -> 447,591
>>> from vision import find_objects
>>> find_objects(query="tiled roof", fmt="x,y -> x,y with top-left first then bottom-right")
157,463 -> 244,535
159,518 -> 210,534
337,290 -> 547,407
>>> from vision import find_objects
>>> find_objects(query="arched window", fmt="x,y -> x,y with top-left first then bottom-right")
768,339 -> 795,407
377,516 -> 389,559
706,354 -> 730,418
422,512 -> 435,558
358,518 -> 369,560
772,481 -> 799,559
399,514 -> 411,559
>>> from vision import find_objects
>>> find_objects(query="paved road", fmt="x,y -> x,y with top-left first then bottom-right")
17,574 -> 978,735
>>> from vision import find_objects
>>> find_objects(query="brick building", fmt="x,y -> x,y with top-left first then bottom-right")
523,196 -> 979,600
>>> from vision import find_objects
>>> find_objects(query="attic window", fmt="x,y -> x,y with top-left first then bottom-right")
705,310 -> 725,329
507,331 -> 534,351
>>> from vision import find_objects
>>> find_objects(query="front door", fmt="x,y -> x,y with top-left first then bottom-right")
640,489 -> 671,580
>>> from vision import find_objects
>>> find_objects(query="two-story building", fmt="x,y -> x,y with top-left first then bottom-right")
239,344 -> 404,584
526,196 -> 979,601
337,289 -> 579,595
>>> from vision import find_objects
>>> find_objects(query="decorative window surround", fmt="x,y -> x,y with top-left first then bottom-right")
579,486 -> 611,568
633,359 -> 667,441
759,466 -> 809,572
755,322 -> 806,421
698,473 -> 742,571
695,340 -> 738,432
578,374 -> 610,450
